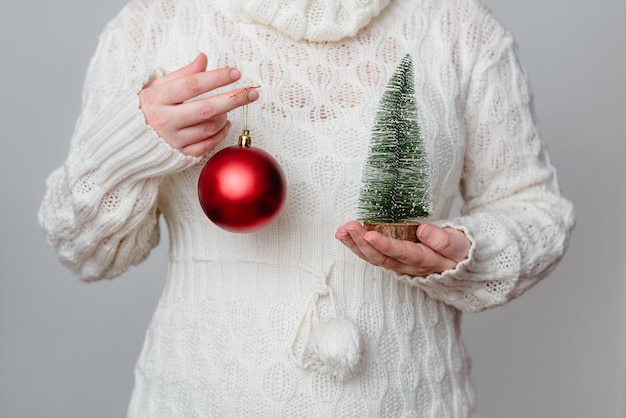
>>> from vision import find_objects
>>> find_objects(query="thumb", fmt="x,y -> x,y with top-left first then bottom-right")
417,223 -> 471,263
150,52 -> 208,87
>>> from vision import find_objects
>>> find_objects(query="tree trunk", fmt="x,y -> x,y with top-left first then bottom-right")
363,221 -> 421,243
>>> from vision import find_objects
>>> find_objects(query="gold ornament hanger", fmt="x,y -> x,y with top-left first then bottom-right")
230,86 -> 261,147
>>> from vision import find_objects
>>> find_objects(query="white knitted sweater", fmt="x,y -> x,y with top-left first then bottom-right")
39,0 -> 575,416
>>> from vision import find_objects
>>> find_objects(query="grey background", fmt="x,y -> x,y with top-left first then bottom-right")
1,0 -> 624,417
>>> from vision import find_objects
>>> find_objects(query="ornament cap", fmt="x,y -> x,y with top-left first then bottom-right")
238,130 -> 252,147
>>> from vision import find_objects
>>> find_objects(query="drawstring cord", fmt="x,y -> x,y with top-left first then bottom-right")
287,265 -> 363,381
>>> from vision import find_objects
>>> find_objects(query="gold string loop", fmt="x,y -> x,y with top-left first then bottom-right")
230,86 -> 260,147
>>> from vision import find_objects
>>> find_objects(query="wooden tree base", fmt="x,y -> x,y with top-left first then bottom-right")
363,221 -> 421,243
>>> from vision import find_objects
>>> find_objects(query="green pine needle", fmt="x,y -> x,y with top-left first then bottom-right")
358,54 -> 432,223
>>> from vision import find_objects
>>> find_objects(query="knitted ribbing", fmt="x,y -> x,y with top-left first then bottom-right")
38,0 -> 575,416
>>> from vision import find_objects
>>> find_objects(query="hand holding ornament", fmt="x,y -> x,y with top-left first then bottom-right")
197,87 -> 286,233
139,52 -> 259,157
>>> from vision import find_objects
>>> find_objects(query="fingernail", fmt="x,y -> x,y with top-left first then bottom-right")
419,224 -> 432,240
247,88 -> 259,101
230,68 -> 241,80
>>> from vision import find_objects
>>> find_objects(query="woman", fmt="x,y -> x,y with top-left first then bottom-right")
39,0 -> 575,415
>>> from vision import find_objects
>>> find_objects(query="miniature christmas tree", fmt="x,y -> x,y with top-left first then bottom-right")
358,55 -> 432,241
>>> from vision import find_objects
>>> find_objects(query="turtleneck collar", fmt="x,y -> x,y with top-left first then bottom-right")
211,0 -> 392,42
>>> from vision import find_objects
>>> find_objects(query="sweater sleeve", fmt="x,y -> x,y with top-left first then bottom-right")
38,4 -> 200,281
401,9 -> 575,312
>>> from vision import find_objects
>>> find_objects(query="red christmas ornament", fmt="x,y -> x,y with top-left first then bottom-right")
198,129 -> 286,233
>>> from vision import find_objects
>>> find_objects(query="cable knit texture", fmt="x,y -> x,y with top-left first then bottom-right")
212,0 -> 391,41
38,0 -> 575,416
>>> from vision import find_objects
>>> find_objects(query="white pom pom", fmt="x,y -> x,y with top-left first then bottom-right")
303,316 -> 362,381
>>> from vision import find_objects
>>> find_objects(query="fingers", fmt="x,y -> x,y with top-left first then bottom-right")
175,114 -> 229,148
180,121 -> 233,157
336,222 -> 424,274
336,222 -> 469,276
148,53 -> 208,88
175,87 -> 259,128
139,52 -> 262,156
163,68 -> 241,104
417,223 -> 471,263
150,67 -> 243,105
335,221 -> 370,260
146,86 -> 258,153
